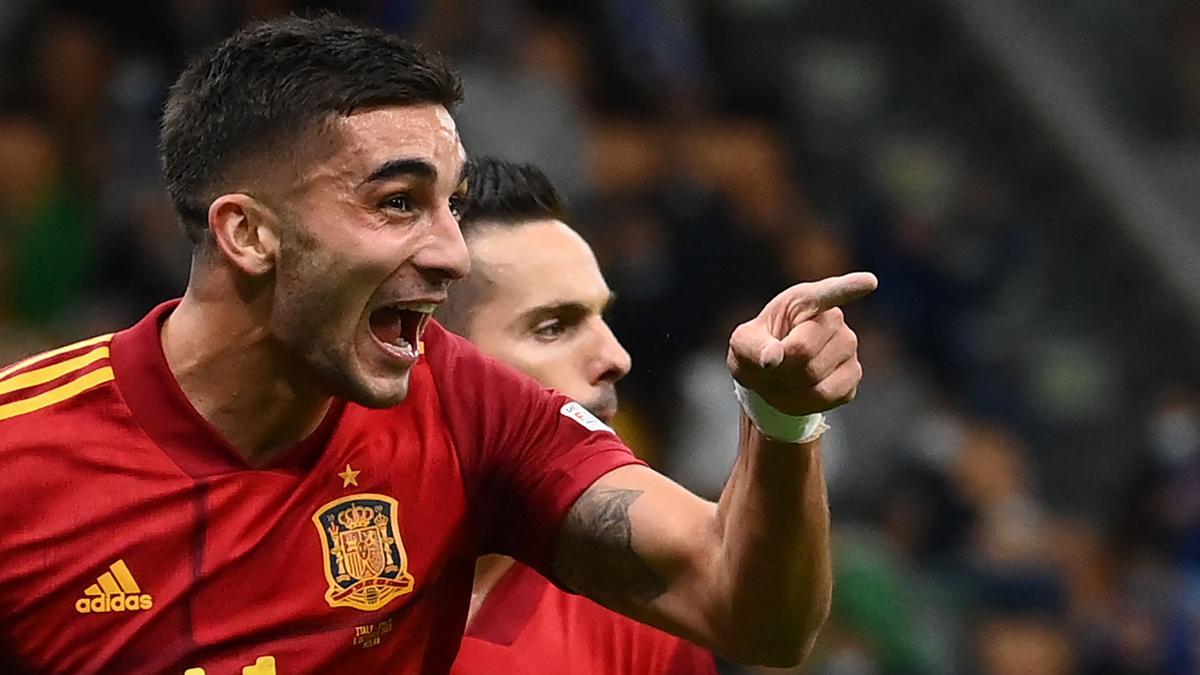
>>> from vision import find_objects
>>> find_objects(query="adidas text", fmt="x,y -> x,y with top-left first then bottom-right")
75,593 -> 153,613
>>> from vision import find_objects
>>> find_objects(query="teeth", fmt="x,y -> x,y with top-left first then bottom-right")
391,336 -> 418,356
378,302 -> 437,314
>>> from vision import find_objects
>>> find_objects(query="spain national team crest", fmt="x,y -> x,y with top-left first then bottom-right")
312,494 -> 415,611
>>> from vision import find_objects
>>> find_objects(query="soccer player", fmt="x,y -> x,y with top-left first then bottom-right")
438,157 -> 717,675
0,15 -> 875,675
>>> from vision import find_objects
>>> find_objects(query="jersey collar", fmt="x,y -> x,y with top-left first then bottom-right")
109,299 -> 344,478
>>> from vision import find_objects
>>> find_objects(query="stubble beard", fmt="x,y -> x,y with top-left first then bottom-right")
273,232 -> 410,409
586,388 -> 620,424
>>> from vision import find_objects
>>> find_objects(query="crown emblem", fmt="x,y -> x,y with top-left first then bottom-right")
337,504 -> 381,530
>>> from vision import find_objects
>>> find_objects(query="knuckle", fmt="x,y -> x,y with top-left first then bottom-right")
792,334 -> 823,361
813,362 -> 863,405
830,330 -> 858,362
802,361 -> 824,385
812,376 -> 836,399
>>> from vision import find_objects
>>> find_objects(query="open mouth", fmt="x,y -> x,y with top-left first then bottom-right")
368,304 -> 436,362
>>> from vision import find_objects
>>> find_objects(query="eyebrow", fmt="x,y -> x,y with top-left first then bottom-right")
520,293 -> 617,323
362,158 -> 437,185
362,158 -> 469,191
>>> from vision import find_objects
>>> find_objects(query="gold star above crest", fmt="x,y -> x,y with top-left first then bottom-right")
338,464 -> 360,488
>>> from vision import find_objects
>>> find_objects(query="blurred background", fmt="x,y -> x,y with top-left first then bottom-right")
3,0 -> 1200,672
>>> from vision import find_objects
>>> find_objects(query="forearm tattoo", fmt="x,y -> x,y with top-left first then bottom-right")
553,486 -> 667,607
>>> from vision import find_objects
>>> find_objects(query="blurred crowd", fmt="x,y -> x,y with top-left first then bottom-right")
1029,0 -> 1200,141
3,1 -> 1200,673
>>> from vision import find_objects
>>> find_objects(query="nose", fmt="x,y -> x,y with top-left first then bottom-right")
591,318 -> 632,385
414,202 -> 471,282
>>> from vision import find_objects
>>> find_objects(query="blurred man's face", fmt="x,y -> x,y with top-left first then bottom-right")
463,220 -> 630,422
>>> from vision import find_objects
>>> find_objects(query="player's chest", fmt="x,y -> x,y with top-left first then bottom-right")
9,432 -> 475,674
190,438 -> 474,623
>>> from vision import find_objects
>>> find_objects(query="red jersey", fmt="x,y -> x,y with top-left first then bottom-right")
452,563 -> 717,675
0,301 -> 641,675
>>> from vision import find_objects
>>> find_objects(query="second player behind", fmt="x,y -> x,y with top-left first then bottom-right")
437,157 -> 718,675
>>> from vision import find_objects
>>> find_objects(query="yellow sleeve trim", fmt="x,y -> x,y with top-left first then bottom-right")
0,367 -> 115,423
0,346 -> 109,397
0,333 -> 114,383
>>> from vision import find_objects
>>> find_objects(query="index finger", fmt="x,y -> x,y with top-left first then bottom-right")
804,271 -> 879,313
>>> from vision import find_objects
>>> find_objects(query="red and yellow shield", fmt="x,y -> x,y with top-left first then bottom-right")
313,493 -> 414,611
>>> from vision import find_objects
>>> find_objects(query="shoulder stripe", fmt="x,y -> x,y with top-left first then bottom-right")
0,333 -> 114,382
0,346 -> 109,397
0,366 -> 114,423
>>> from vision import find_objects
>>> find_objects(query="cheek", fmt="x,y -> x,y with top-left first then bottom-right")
277,242 -> 336,305
515,342 -> 591,398
273,241 -> 362,338
475,332 -> 559,384
278,224 -> 391,302
281,206 -> 401,283
271,283 -> 343,354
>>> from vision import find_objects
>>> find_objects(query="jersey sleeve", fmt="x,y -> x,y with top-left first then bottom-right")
423,322 -> 645,581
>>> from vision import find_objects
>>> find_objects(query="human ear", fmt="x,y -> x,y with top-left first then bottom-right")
207,194 -> 281,276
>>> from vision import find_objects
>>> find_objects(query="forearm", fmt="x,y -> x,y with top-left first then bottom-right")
710,414 -> 832,666
550,438 -> 832,667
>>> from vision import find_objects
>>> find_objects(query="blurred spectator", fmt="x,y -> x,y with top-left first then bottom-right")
974,615 -> 1075,675
32,10 -> 117,197
1079,555 -> 1197,674
451,9 -> 590,199
665,300 -> 759,499
0,109 -> 96,331
1117,386 -> 1200,573
822,320 -> 935,513
824,525 -> 960,673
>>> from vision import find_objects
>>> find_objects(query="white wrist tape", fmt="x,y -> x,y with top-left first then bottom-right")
733,381 -> 829,444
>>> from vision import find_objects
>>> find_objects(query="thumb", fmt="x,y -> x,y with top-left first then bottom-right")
729,319 -> 786,369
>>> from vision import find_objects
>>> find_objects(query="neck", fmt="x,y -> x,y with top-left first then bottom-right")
467,555 -> 516,627
161,279 -> 332,465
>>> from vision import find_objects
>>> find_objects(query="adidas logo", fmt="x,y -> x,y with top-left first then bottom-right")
75,560 -> 153,614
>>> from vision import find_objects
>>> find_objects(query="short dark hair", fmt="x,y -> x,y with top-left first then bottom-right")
437,157 -> 570,335
159,14 -> 463,245
460,156 -> 569,232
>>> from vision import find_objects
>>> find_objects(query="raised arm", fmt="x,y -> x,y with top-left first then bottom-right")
551,272 -> 878,667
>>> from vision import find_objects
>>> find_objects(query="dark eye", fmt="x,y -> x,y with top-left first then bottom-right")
532,319 -> 569,342
449,195 -> 466,221
383,194 -> 411,213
